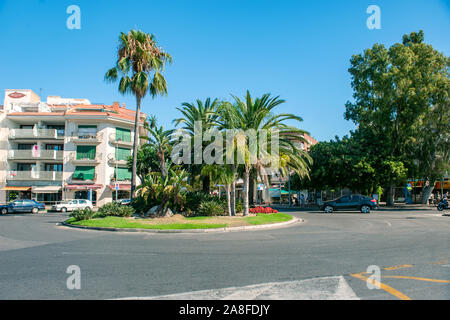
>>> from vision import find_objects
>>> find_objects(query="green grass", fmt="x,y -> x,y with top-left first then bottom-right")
245,213 -> 293,225
66,213 -> 294,230
67,216 -> 227,230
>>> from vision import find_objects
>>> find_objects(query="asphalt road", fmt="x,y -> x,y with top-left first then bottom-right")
0,208 -> 448,300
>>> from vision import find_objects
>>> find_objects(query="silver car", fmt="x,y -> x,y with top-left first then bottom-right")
52,199 -> 93,213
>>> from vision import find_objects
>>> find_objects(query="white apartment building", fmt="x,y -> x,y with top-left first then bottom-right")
0,89 -> 146,206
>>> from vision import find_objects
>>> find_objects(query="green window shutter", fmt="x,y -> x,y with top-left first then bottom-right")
76,145 -> 96,160
116,127 -> 131,142
117,147 -> 131,161
74,166 -> 95,180
115,168 -> 131,181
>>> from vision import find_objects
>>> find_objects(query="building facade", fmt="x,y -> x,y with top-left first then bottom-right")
0,89 -> 145,206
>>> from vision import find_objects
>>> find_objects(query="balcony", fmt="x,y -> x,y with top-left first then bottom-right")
109,133 -> 133,147
107,153 -> 129,167
7,171 -> 63,181
110,174 -> 131,184
8,128 -> 64,140
71,131 -> 103,144
8,150 -> 64,161
70,152 -> 102,165
70,173 -> 97,184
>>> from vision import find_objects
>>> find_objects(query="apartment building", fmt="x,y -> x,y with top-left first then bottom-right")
0,89 -> 146,206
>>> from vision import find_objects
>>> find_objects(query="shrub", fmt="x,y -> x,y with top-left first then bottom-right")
249,206 -> 278,214
185,191 -> 212,213
70,207 -> 95,221
97,202 -> 135,218
235,199 -> 243,213
197,200 -> 226,217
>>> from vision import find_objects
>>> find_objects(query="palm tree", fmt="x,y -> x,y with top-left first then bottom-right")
220,91 -> 311,216
173,98 -> 220,193
201,164 -> 235,216
105,30 -> 172,200
141,116 -> 173,178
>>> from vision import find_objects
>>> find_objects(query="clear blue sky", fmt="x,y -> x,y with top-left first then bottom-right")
0,0 -> 449,141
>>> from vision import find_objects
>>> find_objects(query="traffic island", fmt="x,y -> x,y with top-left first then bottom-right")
59,213 -> 302,233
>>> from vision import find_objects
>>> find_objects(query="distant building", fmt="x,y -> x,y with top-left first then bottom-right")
0,89 -> 146,206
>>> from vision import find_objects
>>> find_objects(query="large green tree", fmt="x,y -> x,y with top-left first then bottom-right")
105,30 -> 172,200
344,30 -> 449,205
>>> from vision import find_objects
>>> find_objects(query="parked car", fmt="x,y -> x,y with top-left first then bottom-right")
320,194 -> 378,214
117,199 -> 131,206
0,199 -> 45,214
52,199 -> 93,213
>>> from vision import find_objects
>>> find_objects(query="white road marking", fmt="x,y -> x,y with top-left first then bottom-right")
117,276 -> 359,300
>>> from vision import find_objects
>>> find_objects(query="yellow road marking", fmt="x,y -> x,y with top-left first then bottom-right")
350,273 -> 412,300
384,264 -> 413,271
382,276 -> 450,283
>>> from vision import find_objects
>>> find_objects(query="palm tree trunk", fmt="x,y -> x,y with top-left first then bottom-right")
230,164 -> 236,216
243,166 -> 250,216
226,184 -> 232,216
131,96 -> 141,201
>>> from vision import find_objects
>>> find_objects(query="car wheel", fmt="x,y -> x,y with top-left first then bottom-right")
1,208 -> 7,215
32,207 -> 39,214
324,206 -> 333,214
361,205 -> 370,214
61,207 -> 67,213
437,205 -> 443,212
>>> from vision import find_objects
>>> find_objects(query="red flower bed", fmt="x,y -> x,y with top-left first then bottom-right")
249,206 -> 278,214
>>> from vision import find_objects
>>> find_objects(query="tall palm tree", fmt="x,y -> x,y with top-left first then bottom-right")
105,30 -> 172,200
173,98 -> 220,193
220,91 -> 311,216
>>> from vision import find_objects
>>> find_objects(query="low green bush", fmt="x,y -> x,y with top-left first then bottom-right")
197,200 -> 226,216
185,191 -> 211,213
96,202 -> 135,218
70,207 -> 95,221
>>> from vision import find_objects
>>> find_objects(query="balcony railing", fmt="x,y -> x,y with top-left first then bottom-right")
70,173 -> 97,184
110,174 -> 131,184
109,133 -> 133,146
70,152 -> 102,164
7,171 -> 63,181
8,128 -> 64,140
8,150 -> 64,161
107,153 -> 129,167
71,131 -> 103,144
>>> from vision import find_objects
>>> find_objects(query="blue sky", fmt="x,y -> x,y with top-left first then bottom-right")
0,0 -> 449,141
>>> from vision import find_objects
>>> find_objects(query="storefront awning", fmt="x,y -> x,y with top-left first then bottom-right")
31,186 -> 62,193
66,184 -> 102,190
2,186 -> 31,191
108,184 -> 131,191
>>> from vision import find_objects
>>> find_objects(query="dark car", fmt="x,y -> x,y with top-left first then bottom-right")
320,194 -> 377,214
0,199 -> 45,214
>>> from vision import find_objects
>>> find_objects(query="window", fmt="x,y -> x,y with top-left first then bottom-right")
115,167 -> 132,181
73,166 -> 95,180
76,145 -> 96,160
115,127 -> 131,142
45,164 -> 63,172
351,195 -> 361,202
46,144 -> 63,151
18,144 -> 34,150
79,200 -> 86,204
339,196 -> 351,203
116,147 -> 131,161
78,125 -> 97,138
17,163 -> 36,171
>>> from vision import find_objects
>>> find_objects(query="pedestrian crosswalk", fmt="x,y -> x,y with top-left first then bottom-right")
118,276 -> 360,300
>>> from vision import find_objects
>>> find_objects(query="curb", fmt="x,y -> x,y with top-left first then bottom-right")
57,216 -> 303,234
